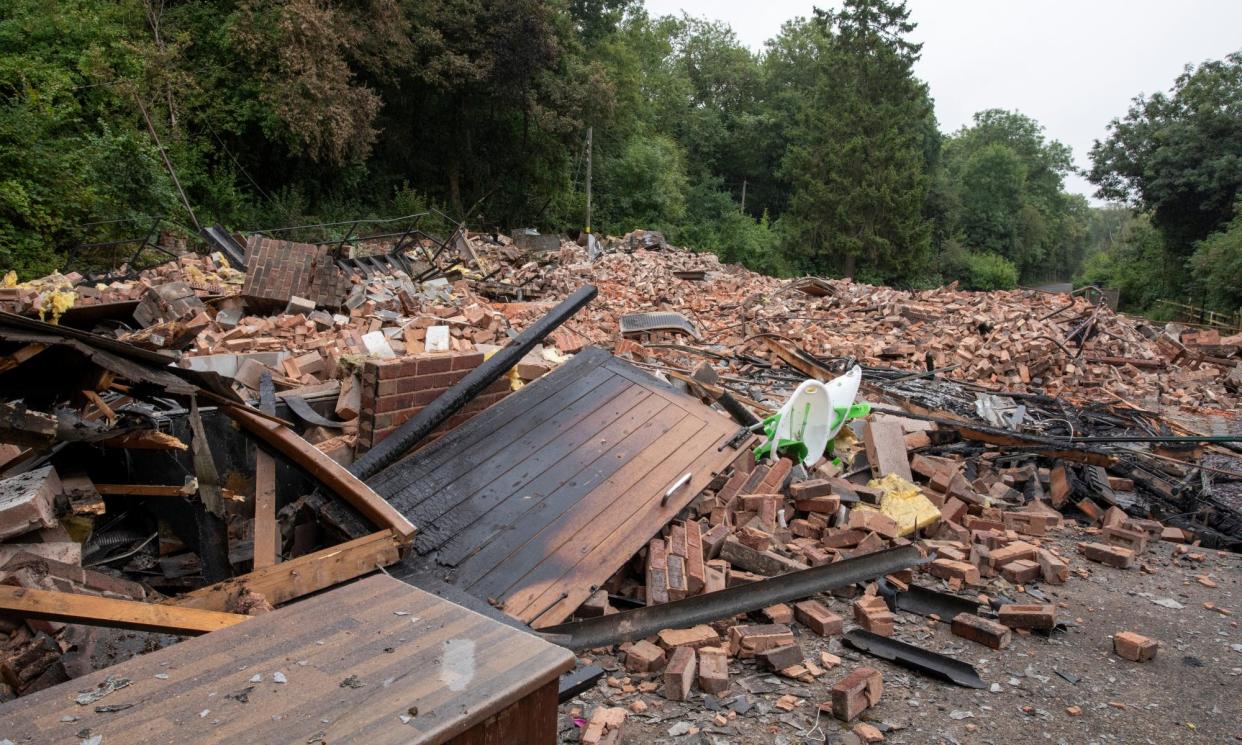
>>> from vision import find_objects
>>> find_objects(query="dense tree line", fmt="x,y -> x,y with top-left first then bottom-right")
0,0 -> 1123,290
1080,52 -> 1242,315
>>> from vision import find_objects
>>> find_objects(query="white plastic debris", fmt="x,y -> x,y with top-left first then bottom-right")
362,330 -> 396,359
425,325 -> 450,353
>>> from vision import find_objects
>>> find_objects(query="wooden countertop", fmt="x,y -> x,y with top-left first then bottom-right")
0,574 -> 575,744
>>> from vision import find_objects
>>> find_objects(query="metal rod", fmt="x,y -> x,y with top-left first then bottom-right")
349,284 -> 599,480
540,545 -> 924,650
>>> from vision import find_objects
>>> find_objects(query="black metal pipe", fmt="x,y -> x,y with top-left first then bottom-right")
350,284 -> 599,480
540,545 -> 924,650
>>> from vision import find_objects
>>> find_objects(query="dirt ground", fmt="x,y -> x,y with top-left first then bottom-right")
560,529 -> 1242,745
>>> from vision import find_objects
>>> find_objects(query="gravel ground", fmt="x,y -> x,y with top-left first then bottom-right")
561,529 -> 1242,745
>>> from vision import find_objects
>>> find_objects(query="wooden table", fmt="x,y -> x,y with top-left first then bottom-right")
0,575 -> 575,744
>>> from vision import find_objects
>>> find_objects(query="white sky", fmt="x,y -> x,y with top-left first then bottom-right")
643,0 -> 1242,203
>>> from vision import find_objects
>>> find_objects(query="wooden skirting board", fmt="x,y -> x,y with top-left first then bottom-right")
170,529 -> 403,612
0,585 -> 248,635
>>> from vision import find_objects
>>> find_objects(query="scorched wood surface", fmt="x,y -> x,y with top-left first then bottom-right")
367,347 -> 742,628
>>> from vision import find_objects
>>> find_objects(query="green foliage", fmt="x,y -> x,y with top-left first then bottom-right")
960,251 -> 1019,291
0,0 -> 1199,300
594,134 -> 688,232
779,0 -> 934,283
938,109 -> 1086,281
939,241 -> 1017,291
669,179 -> 785,275
1074,212 -> 1173,312
1189,199 -> 1242,312
1090,53 -> 1242,255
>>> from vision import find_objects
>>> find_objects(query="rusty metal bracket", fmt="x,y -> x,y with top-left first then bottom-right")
541,545 -> 924,651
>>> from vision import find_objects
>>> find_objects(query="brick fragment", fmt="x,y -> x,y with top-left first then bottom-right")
826,666 -> 883,721
663,646 -> 696,701
1103,525 -> 1147,554
789,479 -> 834,499
928,558 -> 981,585
697,645 -> 730,694
761,603 -> 794,625
656,625 -> 720,650
757,643 -> 804,671
999,558 -> 1041,584
727,624 -> 795,658
1113,631 -> 1158,662
846,509 -> 900,540
951,613 -> 1011,649
794,599 -> 843,636
1079,542 -> 1135,569
624,640 -> 666,673
997,603 -> 1057,630
1036,549 -> 1069,584
852,595 -> 895,636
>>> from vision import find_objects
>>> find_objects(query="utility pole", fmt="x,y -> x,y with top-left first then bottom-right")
740,179 -> 747,213
584,126 -> 593,236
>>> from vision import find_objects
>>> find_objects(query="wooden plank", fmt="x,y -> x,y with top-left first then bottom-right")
468,413 -> 705,600
397,374 -> 636,546
98,429 -> 188,450
170,530 -> 401,611
499,418 -> 733,626
224,405 -> 417,542
0,576 -> 574,745
436,393 -> 672,571
0,585 -> 247,635
0,343 -> 47,374
377,365 -> 622,513
367,348 -> 613,498
252,448 -> 278,569
95,483 -> 193,497
450,403 -> 684,583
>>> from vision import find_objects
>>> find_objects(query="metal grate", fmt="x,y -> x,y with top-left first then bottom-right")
619,312 -> 700,340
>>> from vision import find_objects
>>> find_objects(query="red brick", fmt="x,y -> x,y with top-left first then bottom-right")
663,646 -> 696,701
1079,542 -> 1134,569
794,600 -> 843,636
416,355 -> 453,375
789,479 -> 834,499
697,646 -> 729,694
624,640 -> 666,673
928,558 -> 980,585
997,603 -> 1056,630
451,351 -> 485,370
826,666 -> 883,721
1036,548 -> 1069,584
846,509 -> 900,540
1113,631 -> 1158,662
999,558 -> 1041,584
757,643 -> 803,671
951,613 -> 1011,649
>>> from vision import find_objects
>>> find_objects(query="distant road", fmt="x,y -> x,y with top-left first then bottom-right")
1029,282 -> 1072,293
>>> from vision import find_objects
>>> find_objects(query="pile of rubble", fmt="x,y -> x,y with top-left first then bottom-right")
0,223 -> 1237,744
505,244 -> 1242,415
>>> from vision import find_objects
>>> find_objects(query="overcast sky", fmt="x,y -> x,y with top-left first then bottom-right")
643,0 -> 1242,202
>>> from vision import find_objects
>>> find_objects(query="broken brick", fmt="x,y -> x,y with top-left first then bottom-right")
997,603 -> 1057,630
951,613 -> 1011,649
794,599 -> 843,636
826,666 -> 883,721
663,646 -> 696,701
1113,631 -> 1158,662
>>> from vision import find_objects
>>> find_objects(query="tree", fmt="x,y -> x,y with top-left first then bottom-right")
940,109 -> 1082,280
1089,52 -> 1242,254
1189,198 -> 1242,312
779,0 -> 935,282
957,143 -> 1027,259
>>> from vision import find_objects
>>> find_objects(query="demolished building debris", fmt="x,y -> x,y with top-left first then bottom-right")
0,225 -> 1238,743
